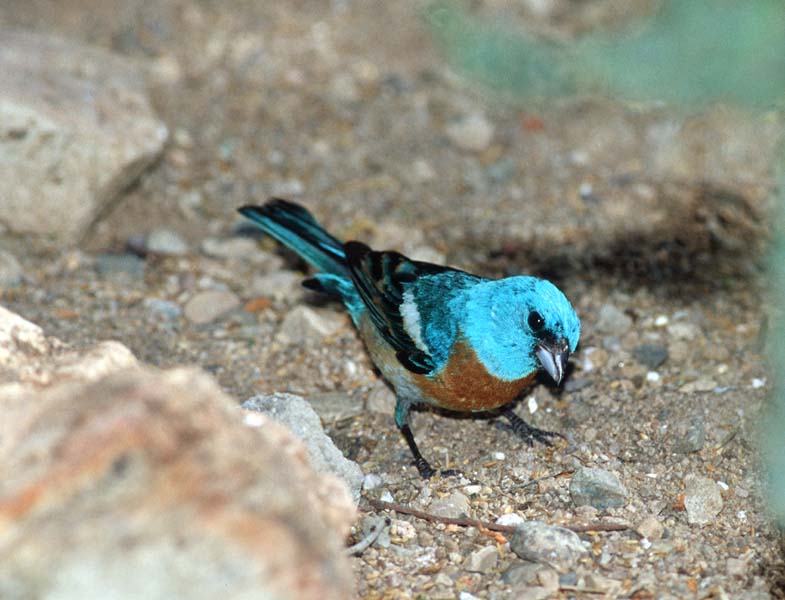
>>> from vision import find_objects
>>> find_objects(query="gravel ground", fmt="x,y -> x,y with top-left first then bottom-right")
2,1 -> 784,598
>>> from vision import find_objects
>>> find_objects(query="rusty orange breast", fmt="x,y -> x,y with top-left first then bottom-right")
414,340 -> 535,412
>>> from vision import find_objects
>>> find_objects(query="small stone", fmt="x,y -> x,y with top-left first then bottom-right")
570,467 -> 628,510
146,228 -> 189,255
464,545 -> 498,573
201,237 -> 259,259
510,521 -> 588,572
684,474 -> 723,526
501,561 -> 542,586
668,322 -> 700,341
680,378 -> 717,394
564,377 -> 591,392
366,381 -> 396,413
276,306 -> 345,344
251,270 -> 304,302
0,249 -> 22,287
389,519 -> 416,542
558,572 -> 578,586
430,491 -> 471,519
633,344 -> 668,369
184,290 -> 240,324
143,298 -> 182,321
95,253 -> 146,281
635,516 -> 664,541
243,393 -> 363,503
668,340 -> 690,362
496,513 -> 525,527
595,304 -> 632,335
672,417 -> 706,453
445,113 -> 495,152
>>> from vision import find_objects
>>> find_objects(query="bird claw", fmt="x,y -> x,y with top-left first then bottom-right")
504,409 -> 564,447
413,458 -> 461,480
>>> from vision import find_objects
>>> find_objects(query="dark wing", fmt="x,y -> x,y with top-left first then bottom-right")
344,241 -> 468,375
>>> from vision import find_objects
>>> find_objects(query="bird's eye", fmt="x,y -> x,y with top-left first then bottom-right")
528,311 -> 544,331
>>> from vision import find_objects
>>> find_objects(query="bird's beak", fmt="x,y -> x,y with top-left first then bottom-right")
535,338 -> 570,385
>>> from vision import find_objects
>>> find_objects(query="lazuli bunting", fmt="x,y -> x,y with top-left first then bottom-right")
239,199 -> 581,478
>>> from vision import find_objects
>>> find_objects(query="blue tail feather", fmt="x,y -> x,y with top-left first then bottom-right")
238,199 -> 349,277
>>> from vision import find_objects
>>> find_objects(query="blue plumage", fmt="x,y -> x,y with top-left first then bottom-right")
239,199 -> 581,478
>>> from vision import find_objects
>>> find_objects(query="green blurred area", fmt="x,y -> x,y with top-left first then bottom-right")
428,0 -> 785,523
426,0 -> 785,108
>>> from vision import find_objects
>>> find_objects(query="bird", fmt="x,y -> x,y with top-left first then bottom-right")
238,199 -> 581,478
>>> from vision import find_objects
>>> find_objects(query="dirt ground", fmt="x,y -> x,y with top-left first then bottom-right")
2,1 -> 784,598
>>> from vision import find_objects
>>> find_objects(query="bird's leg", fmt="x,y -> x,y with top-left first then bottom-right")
395,398 -> 458,479
502,406 -> 564,447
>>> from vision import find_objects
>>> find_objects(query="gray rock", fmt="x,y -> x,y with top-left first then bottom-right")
251,270 -> 304,302
672,417 -> 706,453
95,253 -> 146,281
146,229 -> 189,255
243,393 -> 364,503
362,473 -> 383,491
464,545 -> 498,573
595,304 -> 632,335
635,516 -> 664,541
684,474 -> 723,526
0,29 -> 167,241
143,298 -> 182,321
667,322 -> 700,341
0,249 -> 22,287
564,377 -> 591,393
183,290 -> 240,325
680,378 -> 717,393
276,306 -> 345,344
445,113 -> 494,152
501,561 -> 542,586
429,491 -> 471,519
570,467 -> 628,510
511,521 -> 588,572
633,343 -> 668,369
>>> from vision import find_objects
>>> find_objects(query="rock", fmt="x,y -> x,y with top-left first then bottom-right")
635,516 -> 664,541
679,378 -> 717,394
0,249 -> 22,288
445,113 -> 495,152
146,228 -> 189,255
632,343 -> 668,369
0,368 -> 355,599
366,381 -> 396,414
570,467 -> 628,510
362,473 -> 384,491
308,391 -> 362,422
672,417 -> 706,453
276,306 -> 346,344
96,253 -> 146,281
143,298 -> 182,321
595,304 -> 632,335
667,322 -> 700,341
429,491 -> 471,519
0,29 -> 167,241
501,561 -> 542,586
243,393 -> 364,503
201,237 -> 283,269
464,546 -> 498,573
0,306 -> 138,393
684,474 -> 724,526
183,290 -> 240,324
510,521 -> 588,572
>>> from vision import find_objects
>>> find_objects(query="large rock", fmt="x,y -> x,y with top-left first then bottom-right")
0,306 -> 356,598
0,368 -> 356,599
0,29 -> 168,241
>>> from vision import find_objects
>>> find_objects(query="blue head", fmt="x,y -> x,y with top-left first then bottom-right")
460,277 -> 580,382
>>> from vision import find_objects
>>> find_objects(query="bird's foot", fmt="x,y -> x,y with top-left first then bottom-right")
504,409 -> 564,447
413,457 -> 461,480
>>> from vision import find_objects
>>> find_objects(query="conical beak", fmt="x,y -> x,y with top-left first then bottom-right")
535,338 -> 570,385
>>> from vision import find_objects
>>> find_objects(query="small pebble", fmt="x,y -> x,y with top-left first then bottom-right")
463,545 -> 498,573
496,513 -> 525,527
684,474 -> 723,526
752,378 -> 766,389
527,395 -> 538,414
201,237 -> 259,260
380,490 -> 394,503
673,417 -> 705,453
143,297 -> 182,321
146,228 -> 189,255
510,521 -> 588,572
445,113 -> 495,152
667,322 -> 699,341
654,314 -> 669,326
276,305 -> 345,344
184,290 -> 240,324
492,451 -> 506,460
570,467 -> 628,510
646,371 -> 661,383
635,516 -> 664,540
251,270 -> 304,302
680,378 -> 717,394
633,343 -> 668,369
430,491 -> 471,519
95,253 -> 146,281
595,303 -> 632,335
